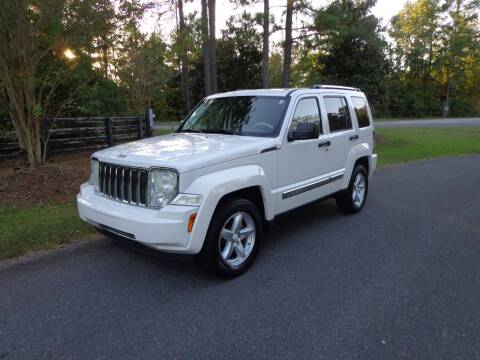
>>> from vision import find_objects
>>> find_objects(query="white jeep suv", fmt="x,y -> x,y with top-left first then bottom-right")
77,85 -> 377,277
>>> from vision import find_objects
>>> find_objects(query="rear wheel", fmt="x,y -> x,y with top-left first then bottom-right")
200,198 -> 263,278
336,165 -> 368,214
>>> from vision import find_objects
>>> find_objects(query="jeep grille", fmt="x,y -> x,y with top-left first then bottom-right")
98,162 -> 149,206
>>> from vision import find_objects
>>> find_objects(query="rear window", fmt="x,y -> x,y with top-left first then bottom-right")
324,96 -> 352,132
351,97 -> 371,128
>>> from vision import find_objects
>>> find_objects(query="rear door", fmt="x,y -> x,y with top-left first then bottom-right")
321,95 -> 358,180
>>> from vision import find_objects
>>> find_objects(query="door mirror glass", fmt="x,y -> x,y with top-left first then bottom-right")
288,122 -> 319,141
288,97 -> 322,141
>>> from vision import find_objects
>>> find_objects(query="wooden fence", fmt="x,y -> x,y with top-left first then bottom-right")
0,110 -> 153,161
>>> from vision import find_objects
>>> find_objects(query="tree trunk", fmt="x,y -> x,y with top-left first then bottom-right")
24,119 -> 42,165
208,0 -> 218,94
3,75 -> 43,165
282,0 -> 293,88
201,0 -> 212,96
178,0 -> 191,112
262,0 -> 270,89
10,109 -> 42,165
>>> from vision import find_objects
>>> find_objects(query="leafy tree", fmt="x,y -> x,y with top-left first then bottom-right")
0,0 -> 119,165
389,0 -> 443,116
294,0 -> 388,114
439,0 -> 480,115
216,13 -> 263,91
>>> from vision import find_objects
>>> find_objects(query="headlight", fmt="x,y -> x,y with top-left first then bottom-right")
148,169 -> 178,208
91,159 -> 100,191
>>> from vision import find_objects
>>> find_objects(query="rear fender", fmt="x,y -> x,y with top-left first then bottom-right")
341,143 -> 372,189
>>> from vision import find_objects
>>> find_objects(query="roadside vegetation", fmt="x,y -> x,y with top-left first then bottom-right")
153,129 -> 173,137
0,204 -> 93,260
2,127 -> 480,261
375,127 -> 480,166
1,0 -> 479,166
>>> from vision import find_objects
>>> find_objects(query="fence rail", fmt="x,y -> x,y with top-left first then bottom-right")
0,110 -> 153,161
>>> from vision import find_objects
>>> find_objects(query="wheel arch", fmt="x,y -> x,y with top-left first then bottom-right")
341,143 -> 373,188
215,186 -> 266,222
182,165 -> 273,254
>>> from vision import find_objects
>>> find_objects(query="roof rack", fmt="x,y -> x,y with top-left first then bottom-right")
309,84 -> 361,92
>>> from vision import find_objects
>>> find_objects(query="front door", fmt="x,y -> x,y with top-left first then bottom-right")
276,96 -> 337,214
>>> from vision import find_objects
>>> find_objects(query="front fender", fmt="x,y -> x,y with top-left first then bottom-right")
341,143 -> 373,189
184,165 -> 273,254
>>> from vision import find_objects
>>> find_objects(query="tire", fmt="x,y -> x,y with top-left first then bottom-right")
336,165 -> 368,214
200,198 -> 263,278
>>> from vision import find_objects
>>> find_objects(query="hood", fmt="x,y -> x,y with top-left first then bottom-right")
94,133 -> 276,173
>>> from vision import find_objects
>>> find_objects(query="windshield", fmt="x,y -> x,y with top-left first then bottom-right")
178,96 -> 289,137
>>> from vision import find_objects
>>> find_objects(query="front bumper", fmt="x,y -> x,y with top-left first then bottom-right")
77,183 -> 200,254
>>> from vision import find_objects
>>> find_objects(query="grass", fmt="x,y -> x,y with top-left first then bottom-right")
375,127 -> 480,167
153,129 -> 172,136
0,203 -> 93,260
2,127 -> 480,261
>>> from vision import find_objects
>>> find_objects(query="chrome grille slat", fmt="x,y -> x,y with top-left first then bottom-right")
121,168 -> 125,200
97,162 -> 148,206
136,171 -> 141,205
106,165 -> 111,196
128,170 -> 132,203
113,167 -> 118,199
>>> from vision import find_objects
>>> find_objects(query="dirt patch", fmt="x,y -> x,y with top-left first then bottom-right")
0,152 -> 92,207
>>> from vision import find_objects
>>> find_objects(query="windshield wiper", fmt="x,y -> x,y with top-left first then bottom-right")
200,129 -> 237,135
177,128 -> 238,135
177,129 -> 203,133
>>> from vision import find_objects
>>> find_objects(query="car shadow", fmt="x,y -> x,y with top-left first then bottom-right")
105,197 -> 344,282
266,198 -> 342,244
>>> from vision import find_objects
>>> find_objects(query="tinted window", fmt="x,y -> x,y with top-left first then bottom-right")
352,97 -> 370,128
324,97 -> 352,132
179,96 -> 288,137
289,97 -> 322,135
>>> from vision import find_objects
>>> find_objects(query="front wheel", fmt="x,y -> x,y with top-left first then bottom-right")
200,198 -> 263,278
336,165 -> 368,214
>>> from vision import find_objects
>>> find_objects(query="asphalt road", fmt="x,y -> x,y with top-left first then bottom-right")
375,117 -> 480,128
1,156 -> 480,360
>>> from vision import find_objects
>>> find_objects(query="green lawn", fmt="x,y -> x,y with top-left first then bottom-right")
2,127 -> 480,261
0,203 -> 93,260
153,129 -> 172,136
376,127 -> 480,167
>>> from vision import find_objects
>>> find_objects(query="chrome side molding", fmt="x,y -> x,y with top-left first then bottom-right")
282,173 -> 344,199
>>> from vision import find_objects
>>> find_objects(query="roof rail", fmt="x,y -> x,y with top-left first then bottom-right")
286,88 -> 303,97
309,84 -> 361,92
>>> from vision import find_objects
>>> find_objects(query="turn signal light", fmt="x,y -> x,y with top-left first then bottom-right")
188,213 -> 197,233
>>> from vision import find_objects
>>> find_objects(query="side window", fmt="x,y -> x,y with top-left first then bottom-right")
324,96 -> 352,132
289,97 -> 322,135
352,97 -> 370,128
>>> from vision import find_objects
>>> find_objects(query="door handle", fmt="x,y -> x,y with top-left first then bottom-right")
318,141 -> 331,148
349,135 -> 359,141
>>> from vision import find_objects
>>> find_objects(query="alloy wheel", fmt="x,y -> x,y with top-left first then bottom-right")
218,212 -> 256,268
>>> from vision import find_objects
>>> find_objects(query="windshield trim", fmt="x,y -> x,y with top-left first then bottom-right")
176,95 -> 291,138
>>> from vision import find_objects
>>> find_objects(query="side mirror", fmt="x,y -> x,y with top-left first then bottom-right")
288,122 -> 319,141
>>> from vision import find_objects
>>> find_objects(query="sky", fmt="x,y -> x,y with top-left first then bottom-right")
143,0 -> 410,42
